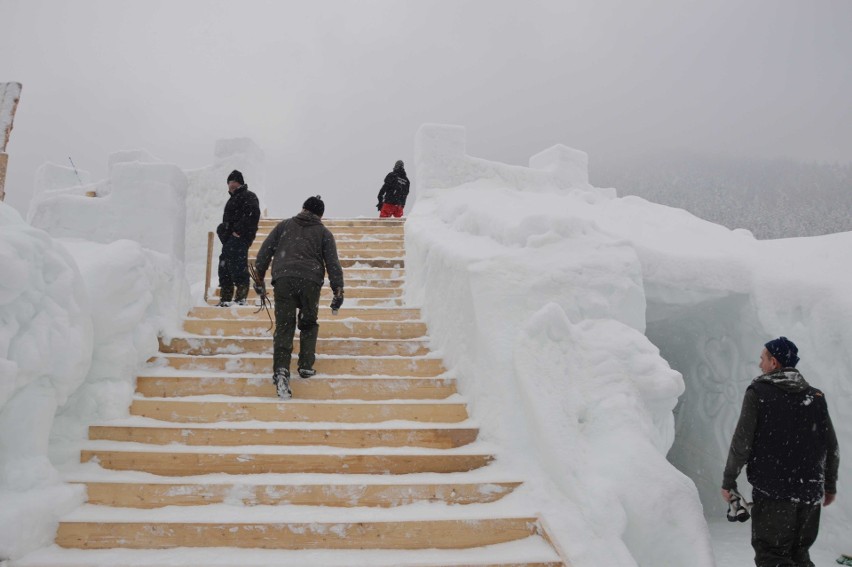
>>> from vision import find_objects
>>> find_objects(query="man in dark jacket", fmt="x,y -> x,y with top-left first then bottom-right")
376,160 -> 410,218
216,170 -> 260,306
722,337 -> 839,567
254,196 -> 344,399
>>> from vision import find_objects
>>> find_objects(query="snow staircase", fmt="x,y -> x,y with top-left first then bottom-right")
22,218 -> 567,567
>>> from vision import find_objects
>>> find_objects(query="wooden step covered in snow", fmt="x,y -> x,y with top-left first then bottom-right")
80,479 -> 521,508
187,305 -> 419,320
129,397 -> 467,423
183,318 -> 428,338
81,447 -> 494,475
148,353 -> 446,376
135,375 -> 458,400
159,336 -> 431,356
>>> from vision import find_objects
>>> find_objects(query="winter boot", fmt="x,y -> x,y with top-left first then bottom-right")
273,368 -> 292,399
233,284 -> 250,306
217,284 -> 234,307
298,367 -> 316,379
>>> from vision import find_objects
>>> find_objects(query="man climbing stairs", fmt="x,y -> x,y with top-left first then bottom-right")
17,218 -> 567,566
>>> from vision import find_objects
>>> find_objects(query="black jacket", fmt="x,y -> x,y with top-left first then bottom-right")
377,168 -> 410,207
723,369 -> 839,503
254,211 -> 344,291
217,184 -> 260,244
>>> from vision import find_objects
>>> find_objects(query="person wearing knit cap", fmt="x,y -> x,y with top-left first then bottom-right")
722,337 -> 839,566
253,196 -> 344,399
376,160 -> 410,218
215,170 -> 260,306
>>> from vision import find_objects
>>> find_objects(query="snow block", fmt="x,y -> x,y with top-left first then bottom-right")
529,144 -> 589,187
33,162 -> 91,195
29,162 -> 188,261
107,149 -> 162,172
415,124 -> 601,200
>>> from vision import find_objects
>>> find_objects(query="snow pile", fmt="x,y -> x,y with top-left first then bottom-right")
184,138 -> 266,290
0,200 -> 188,560
407,124 -> 850,564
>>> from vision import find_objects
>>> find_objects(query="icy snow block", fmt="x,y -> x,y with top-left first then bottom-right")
107,149 -> 162,172
529,144 -> 589,187
415,124 -> 467,190
34,162 -> 91,194
110,162 -> 188,260
214,137 -> 264,163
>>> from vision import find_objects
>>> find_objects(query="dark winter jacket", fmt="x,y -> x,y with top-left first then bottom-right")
217,184 -> 260,244
254,211 -> 344,291
723,369 -> 839,503
377,168 -> 410,207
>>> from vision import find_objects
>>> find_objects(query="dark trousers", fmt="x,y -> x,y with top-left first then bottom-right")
751,495 -> 821,567
218,237 -> 250,301
273,277 -> 321,372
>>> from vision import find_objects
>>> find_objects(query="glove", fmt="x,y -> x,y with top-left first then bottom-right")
254,282 -> 266,297
330,290 -> 344,313
376,201 -> 383,211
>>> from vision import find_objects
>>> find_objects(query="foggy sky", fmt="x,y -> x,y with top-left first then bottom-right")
1,0 -> 851,218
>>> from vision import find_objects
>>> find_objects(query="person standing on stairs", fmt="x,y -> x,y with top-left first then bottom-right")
254,196 -> 345,399
216,169 -> 260,306
376,159 -> 410,218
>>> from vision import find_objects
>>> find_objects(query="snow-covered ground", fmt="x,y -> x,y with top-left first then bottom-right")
1,127 -> 849,565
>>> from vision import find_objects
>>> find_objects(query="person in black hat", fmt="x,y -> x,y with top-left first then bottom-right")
253,195 -> 345,399
215,170 -> 260,306
376,159 -> 410,218
721,337 -> 839,566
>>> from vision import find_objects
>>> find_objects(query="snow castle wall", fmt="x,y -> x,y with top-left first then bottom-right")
406,124 -> 712,567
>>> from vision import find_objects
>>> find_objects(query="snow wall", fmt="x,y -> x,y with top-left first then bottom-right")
1,167 -> 189,558
406,124 -> 850,565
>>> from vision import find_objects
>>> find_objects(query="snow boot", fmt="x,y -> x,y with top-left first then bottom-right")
233,284 -> 250,306
837,554 -> 852,566
298,367 -> 316,379
273,369 -> 292,400
726,489 -> 751,522
218,284 -> 234,307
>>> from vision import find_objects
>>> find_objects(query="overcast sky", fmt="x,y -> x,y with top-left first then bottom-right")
1,0 -> 850,218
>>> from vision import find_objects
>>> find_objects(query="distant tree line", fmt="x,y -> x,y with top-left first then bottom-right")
591,151 -> 852,239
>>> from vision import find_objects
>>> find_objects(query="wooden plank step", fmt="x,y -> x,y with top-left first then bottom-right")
249,247 -> 404,260
129,398 -> 468,423
214,286 -> 403,299
183,319 -> 427,339
149,354 -> 446,377
187,305 -> 420,320
159,336 -> 431,356
246,275 -> 404,287
261,219 -> 405,227
89,424 -> 477,448
56,517 -> 537,550
80,480 -> 520,508
136,376 -> 458,400
81,449 -> 494,475
15,538 -> 564,567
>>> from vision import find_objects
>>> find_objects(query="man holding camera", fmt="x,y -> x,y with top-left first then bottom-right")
722,337 -> 839,567
253,196 -> 344,399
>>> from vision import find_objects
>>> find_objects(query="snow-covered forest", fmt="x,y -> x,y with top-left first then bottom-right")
593,152 -> 852,239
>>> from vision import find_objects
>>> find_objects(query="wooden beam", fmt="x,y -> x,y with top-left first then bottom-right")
183,319 -> 427,339
158,336 -> 431,356
56,517 -> 537,550
135,375 -> 457,400
81,480 -> 520,508
129,399 -> 468,423
81,450 -> 493,475
89,424 -> 478,449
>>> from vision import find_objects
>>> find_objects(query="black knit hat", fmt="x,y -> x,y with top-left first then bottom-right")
227,170 -> 244,185
765,336 -> 799,368
394,160 -> 404,170
303,195 -> 325,217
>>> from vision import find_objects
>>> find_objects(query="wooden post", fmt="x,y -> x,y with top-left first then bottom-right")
0,82 -> 23,202
204,231 -> 214,303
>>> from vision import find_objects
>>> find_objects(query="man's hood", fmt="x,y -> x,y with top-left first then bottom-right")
753,368 -> 810,393
294,210 -> 322,226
